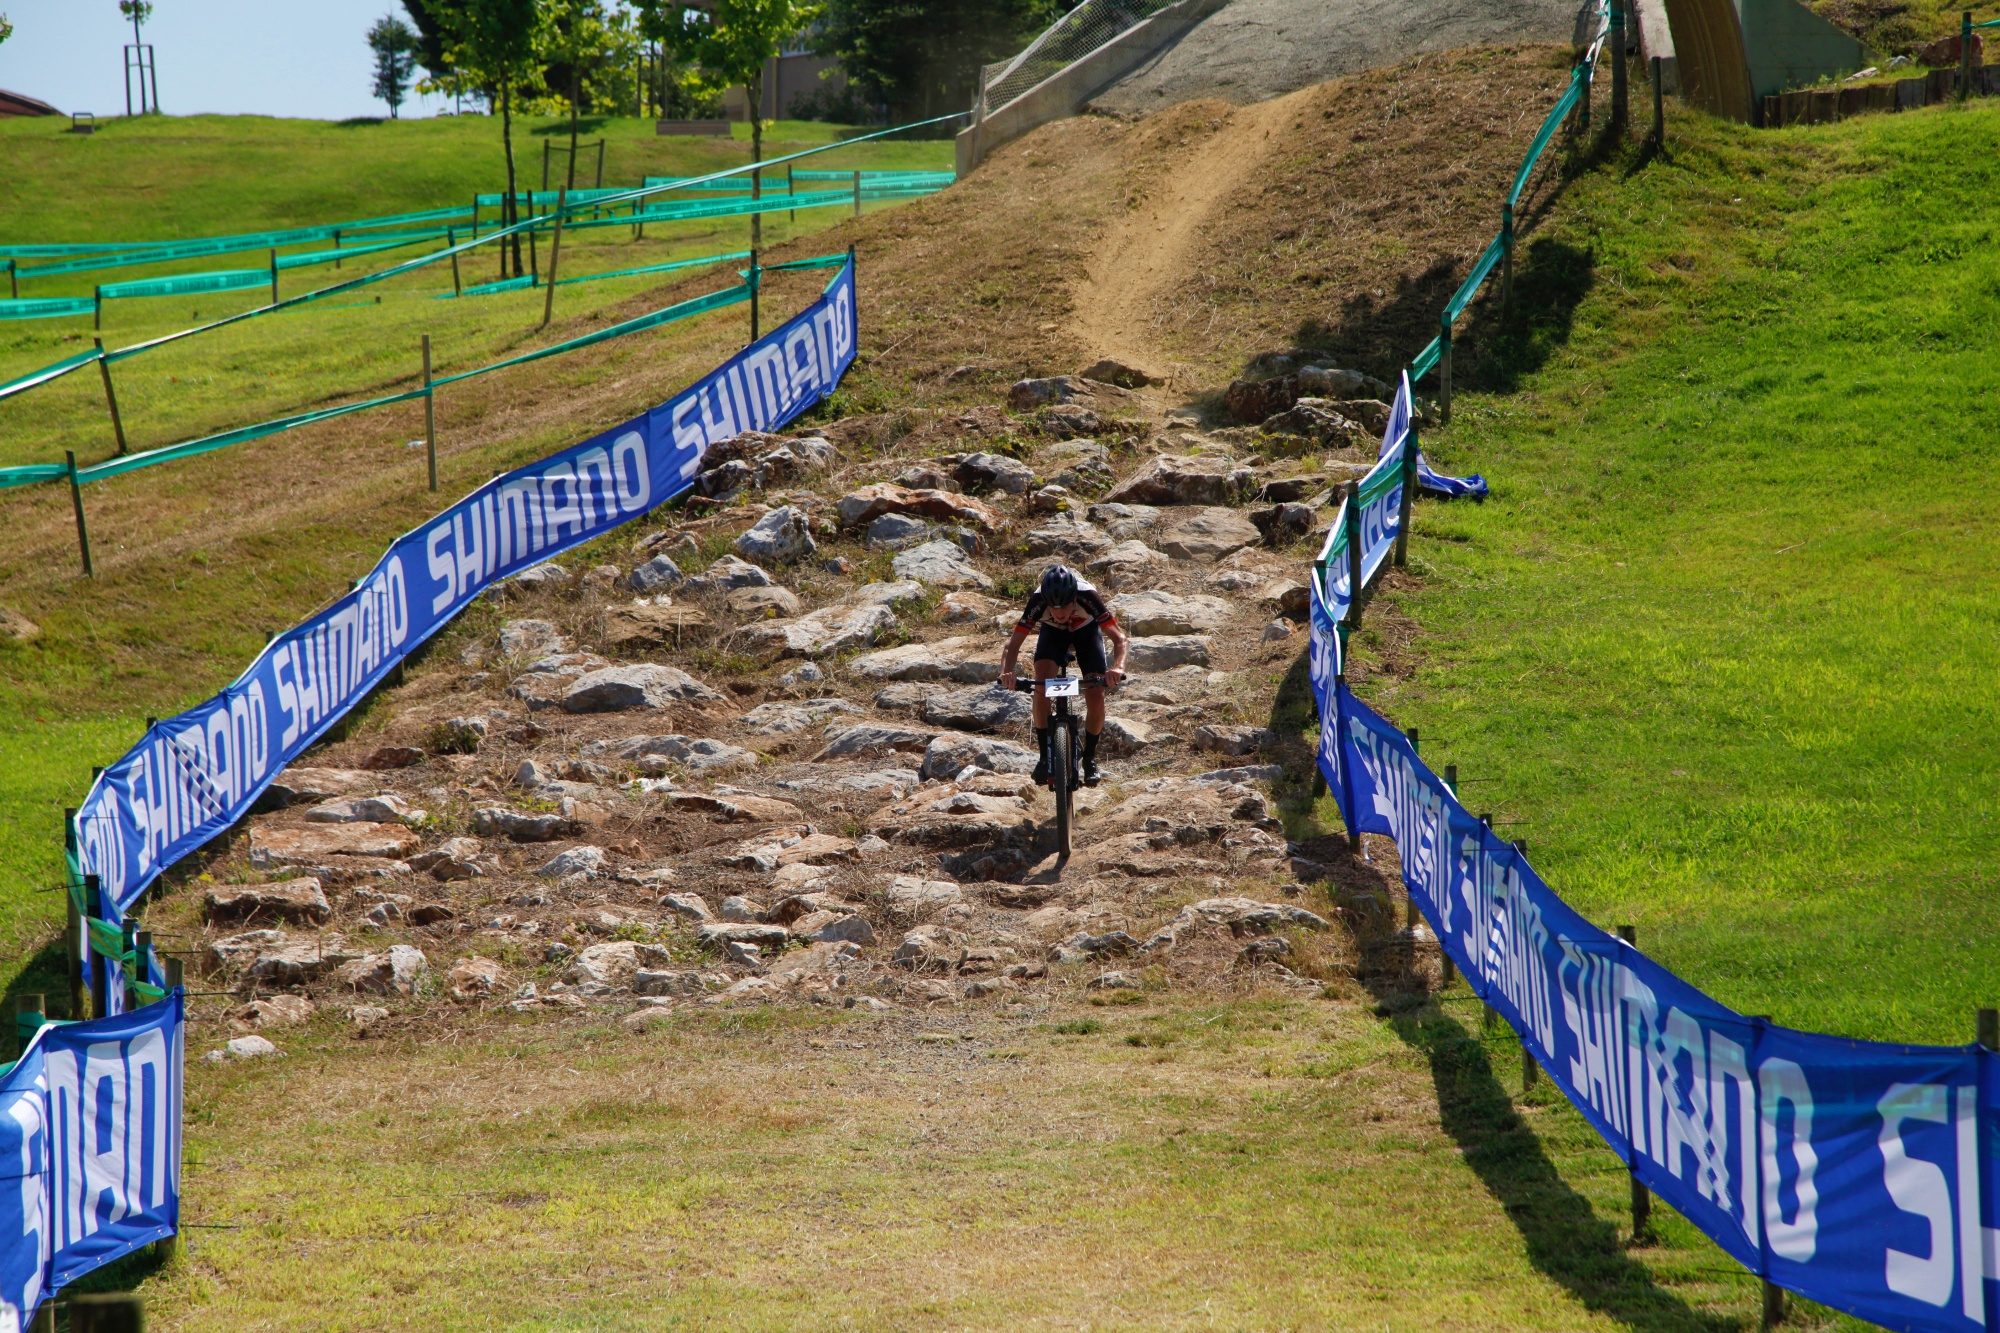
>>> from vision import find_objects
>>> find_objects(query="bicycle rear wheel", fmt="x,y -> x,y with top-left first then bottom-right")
1051,723 -> 1073,859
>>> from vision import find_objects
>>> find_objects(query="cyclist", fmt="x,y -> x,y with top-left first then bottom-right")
998,564 -> 1130,787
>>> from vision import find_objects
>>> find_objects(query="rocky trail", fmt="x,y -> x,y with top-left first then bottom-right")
163,362 -> 1444,1057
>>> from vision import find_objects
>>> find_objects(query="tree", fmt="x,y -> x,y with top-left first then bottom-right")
368,15 -> 422,117
541,0 -> 635,186
118,0 -> 151,45
425,0 -> 549,276
650,0 -> 823,248
0,15 -> 13,49
817,0 -> 1059,123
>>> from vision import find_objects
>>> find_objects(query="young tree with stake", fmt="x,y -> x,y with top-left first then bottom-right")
426,0 -> 549,277
367,14 -> 422,117
649,0 -> 822,249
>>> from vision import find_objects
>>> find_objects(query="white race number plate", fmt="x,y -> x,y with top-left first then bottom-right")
1043,677 -> 1080,699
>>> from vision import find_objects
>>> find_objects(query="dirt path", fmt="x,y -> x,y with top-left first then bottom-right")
1067,90 -> 1305,382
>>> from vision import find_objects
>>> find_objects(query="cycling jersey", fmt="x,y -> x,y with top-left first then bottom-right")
1014,582 -> 1118,635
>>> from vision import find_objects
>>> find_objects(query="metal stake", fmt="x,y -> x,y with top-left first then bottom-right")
1501,201 -> 1515,313
94,339 -> 128,456
1961,11 -> 1974,102
1394,424 -> 1418,567
66,451 -> 93,577
268,247 -> 279,307
748,249 -> 760,342
1341,481 -> 1363,627
422,335 -> 437,492
853,169 -> 862,218
449,228 -> 462,296
1651,56 -> 1665,146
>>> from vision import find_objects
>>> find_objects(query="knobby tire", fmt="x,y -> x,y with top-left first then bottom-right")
1052,723 -> 1073,859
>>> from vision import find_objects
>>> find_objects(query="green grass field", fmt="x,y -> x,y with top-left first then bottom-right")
1361,97 -> 2000,1046
0,114 -> 948,472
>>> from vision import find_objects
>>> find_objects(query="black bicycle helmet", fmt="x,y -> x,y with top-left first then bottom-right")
1039,564 -> 1080,606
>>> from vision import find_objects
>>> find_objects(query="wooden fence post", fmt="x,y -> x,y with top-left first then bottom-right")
84,874 -> 107,1018
66,451 -> 94,578
449,228 -> 462,296
748,249 -> 760,343
268,247 -> 279,306
1438,317 -> 1453,426
788,164 -> 796,225
853,169 -> 862,218
541,187 -> 568,329
94,339 -> 128,456
422,335 -> 437,493
7,259 -> 16,300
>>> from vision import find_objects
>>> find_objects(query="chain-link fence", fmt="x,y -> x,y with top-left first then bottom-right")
979,0 -> 1180,115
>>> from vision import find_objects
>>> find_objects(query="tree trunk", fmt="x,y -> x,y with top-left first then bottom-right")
749,64 -> 764,250
502,81 -> 522,278
567,69 -> 581,191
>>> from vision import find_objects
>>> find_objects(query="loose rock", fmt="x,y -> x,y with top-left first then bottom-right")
734,506 -> 817,563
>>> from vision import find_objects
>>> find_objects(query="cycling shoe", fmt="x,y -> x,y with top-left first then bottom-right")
1081,757 -> 1102,787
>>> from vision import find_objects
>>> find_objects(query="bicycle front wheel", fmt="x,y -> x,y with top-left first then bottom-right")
1051,723 -> 1073,859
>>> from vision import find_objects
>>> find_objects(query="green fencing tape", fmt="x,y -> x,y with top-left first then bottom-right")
1443,234 -> 1506,324
275,233 -> 446,271
473,188 -> 631,209
0,298 -> 96,321
0,463 -> 72,491
792,169 -> 954,182
444,274 -> 539,299
1510,72 -> 1586,208
12,205 -> 474,276
74,387 -> 430,485
36,268 -> 788,491
761,254 -> 853,272
550,250 -> 749,288
0,347 -> 102,397
85,916 -> 125,958
131,980 -> 167,1003
1410,337 -> 1442,380
99,269 -> 270,301
431,281 -> 752,389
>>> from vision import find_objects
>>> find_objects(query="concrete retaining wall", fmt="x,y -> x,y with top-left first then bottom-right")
957,0 -> 1234,176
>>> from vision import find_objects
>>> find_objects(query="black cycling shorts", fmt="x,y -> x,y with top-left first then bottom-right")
1033,624 -> 1107,676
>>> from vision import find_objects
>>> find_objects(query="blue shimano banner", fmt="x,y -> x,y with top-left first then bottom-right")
1329,682 -> 2000,1333
73,258 -> 857,967
0,995 -> 184,1329
1371,370 -> 1488,499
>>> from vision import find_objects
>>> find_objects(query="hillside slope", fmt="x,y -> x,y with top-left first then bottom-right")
1092,0 -> 1578,114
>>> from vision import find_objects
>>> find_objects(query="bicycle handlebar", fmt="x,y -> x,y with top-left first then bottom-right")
1008,673 -> 1109,693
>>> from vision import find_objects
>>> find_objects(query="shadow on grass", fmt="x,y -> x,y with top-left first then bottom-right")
1284,799 -> 1737,1329
6,933 -> 79,1022
1456,237 -> 1598,395
1383,999 -> 1739,1332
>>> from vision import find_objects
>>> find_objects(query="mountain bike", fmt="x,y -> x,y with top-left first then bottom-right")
1013,670 -> 1101,860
